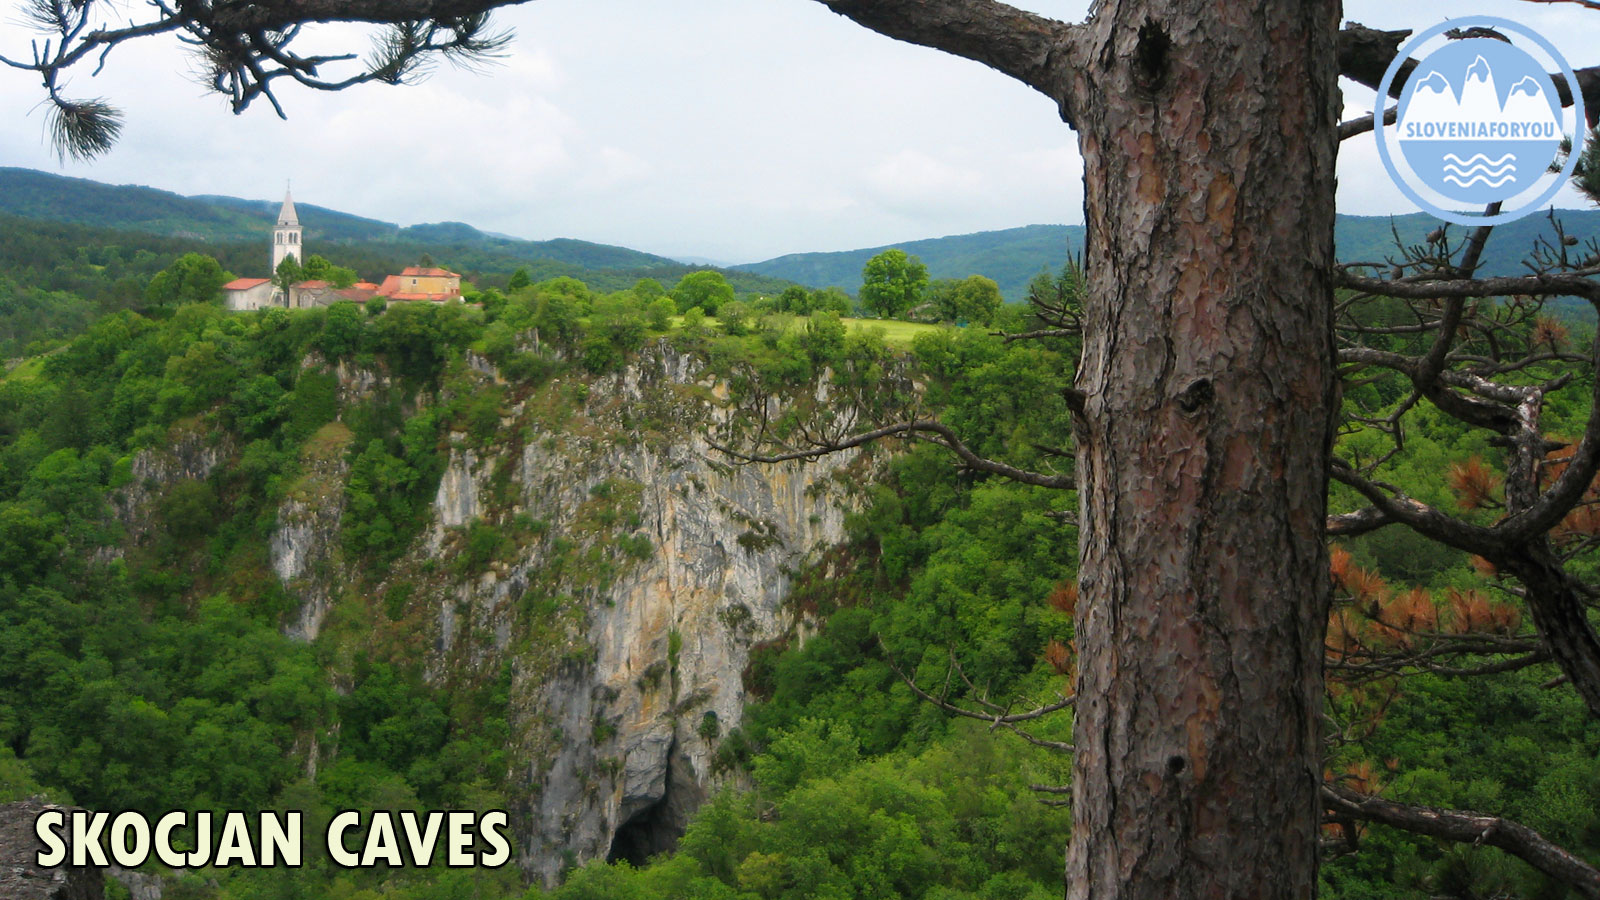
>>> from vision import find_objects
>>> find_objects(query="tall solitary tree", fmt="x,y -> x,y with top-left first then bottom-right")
8,2 -> 1600,898
860,248 -> 930,319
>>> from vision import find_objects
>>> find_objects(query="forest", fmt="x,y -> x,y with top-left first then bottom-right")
0,195 -> 1597,899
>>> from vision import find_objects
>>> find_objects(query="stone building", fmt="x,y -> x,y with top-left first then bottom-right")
220,276 -> 275,310
223,190 -> 465,311
271,189 -> 302,274
378,266 -> 463,302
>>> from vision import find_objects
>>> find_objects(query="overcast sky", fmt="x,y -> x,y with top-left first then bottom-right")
2,1 -> 1598,263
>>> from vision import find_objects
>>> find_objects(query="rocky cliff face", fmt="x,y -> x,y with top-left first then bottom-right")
264,342 -> 869,883
0,802 -> 104,900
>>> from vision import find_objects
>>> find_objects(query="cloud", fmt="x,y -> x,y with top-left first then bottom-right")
0,0 -> 1595,261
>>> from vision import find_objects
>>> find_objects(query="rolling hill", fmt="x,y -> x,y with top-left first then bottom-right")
7,165 -> 1597,305
0,167 -> 678,271
739,210 -> 1600,301
0,168 -> 794,297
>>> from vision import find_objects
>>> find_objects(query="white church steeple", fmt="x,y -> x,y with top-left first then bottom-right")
271,186 -> 303,274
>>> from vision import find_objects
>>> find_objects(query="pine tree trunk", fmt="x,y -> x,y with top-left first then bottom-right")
1067,3 -> 1340,898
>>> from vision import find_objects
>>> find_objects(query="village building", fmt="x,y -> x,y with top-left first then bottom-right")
220,277 -> 276,310
271,189 -> 302,274
223,190 -> 464,311
379,267 -> 463,302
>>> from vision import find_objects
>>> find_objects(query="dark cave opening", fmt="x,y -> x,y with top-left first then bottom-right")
607,796 -> 678,867
606,745 -> 703,867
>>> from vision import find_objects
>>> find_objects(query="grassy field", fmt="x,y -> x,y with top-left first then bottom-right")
660,314 -> 948,349
2,356 -> 44,383
837,317 -> 946,347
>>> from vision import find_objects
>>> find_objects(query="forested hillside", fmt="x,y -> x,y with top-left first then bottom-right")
0,211 -> 795,358
737,212 -> 1600,301
0,169 -> 799,307
0,236 -> 1597,899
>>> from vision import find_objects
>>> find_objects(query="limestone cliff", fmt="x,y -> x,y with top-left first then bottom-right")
263,341 -> 871,883
0,802 -> 104,900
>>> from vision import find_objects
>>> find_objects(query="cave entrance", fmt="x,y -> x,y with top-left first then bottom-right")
606,745 -> 703,866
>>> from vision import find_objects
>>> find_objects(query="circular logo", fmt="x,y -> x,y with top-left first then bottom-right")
1375,17 -> 1585,226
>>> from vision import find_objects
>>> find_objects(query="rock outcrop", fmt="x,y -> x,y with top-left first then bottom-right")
265,341 -> 873,883
0,802 -> 104,900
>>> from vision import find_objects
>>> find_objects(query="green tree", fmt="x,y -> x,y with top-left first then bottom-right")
680,306 -> 708,340
812,286 -> 854,316
317,301 -> 364,358
646,296 -> 676,331
507,266 -> 532,292
673,271 -> 735,316
933,274 -> 1003,326
719,300 -> 751,336
859,249 -> 927,320
273,254 -> 303,295
775,285 -> 812,314
143,253 -> 231,307
300,254 -> 358,288
633,278 -> 666,301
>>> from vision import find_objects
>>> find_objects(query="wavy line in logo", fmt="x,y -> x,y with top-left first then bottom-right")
1442,152 -> 1517,167
1443,162 -> 1516,178
1442,172 -> 1518,188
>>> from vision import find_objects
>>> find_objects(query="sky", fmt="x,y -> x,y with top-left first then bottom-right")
1,0 -> 1598,264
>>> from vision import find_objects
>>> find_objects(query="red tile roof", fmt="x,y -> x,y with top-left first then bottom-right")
377,274 -> 462,301
293,280 -> 330,289
222,277 -> 271,290
399,266 -> 460,278
387,292 -> 461,302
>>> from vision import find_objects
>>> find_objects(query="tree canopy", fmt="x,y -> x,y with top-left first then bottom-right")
673,270 -> 736,316
860,249 -> 929,320
143,252 -> 232,308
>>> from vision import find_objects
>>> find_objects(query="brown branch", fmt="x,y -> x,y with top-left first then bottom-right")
1330,461 -> 1500,556
1338,105 -> 1395,141
1498,329 -> 1600,543
1327,506 -> 1392,538
1336,270 -> 1600,303
814,0 -> 1078,113
1521,0 -> 1600,10
1329,639 -> 1549,680
1002,328 -> 1079,342
881,642 -> 1075,753
710,419 -> 1073,490
1499,546 -> 1600,719
1322,784 -> 1600,898
1337,23 -> 1417,99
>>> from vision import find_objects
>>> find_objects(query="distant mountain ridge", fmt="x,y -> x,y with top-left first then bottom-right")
0,167 -> 677,272
6,166 -> 1598,304
738,210 -> 1600,301
0,167 -> 802,298
739,224 -> 1084,301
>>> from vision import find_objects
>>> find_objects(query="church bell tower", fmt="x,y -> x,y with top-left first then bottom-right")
271,188 -> 302,274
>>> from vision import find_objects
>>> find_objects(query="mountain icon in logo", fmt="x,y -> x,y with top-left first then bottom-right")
1394,39 -> 1566,205
1401,54 -> 1559,141
1374,17 -> 1585,225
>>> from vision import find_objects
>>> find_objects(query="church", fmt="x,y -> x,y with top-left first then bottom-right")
222,190 -> 463,311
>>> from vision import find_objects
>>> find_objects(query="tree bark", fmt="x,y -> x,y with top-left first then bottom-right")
1499,545 -> 1600,718
1063,3 -> 1340,898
